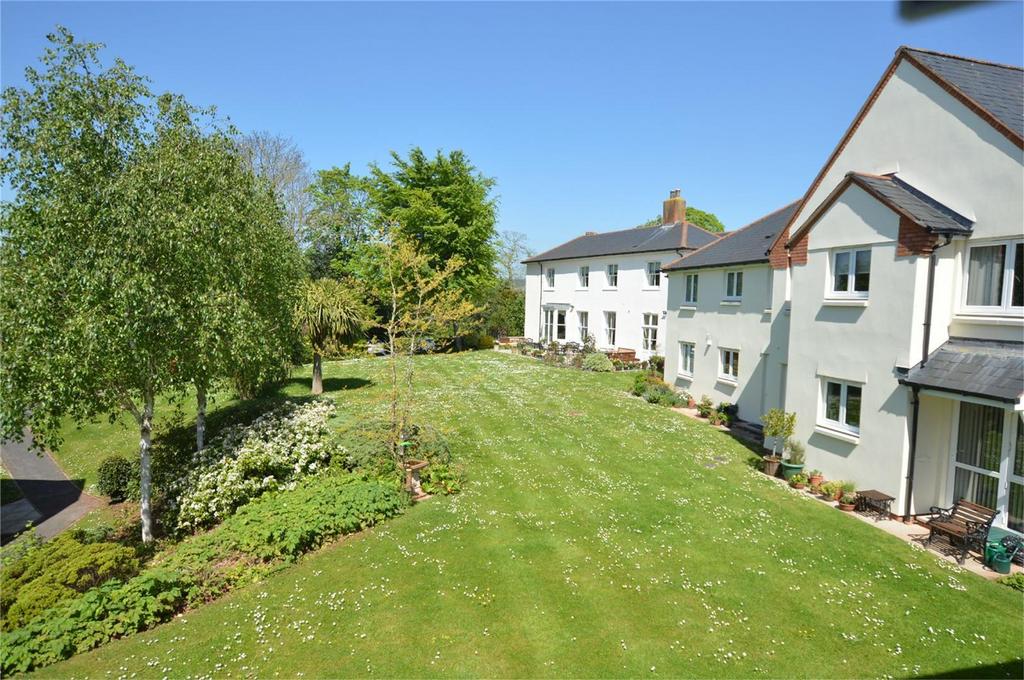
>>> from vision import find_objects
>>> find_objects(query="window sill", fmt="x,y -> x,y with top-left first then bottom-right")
676,372 -> 693,381
641,287 -> 662,292
716,376 -> 738,387
602,287 -> 618,292
575,288 -> 590,292
720,300 -> 741,306
814,424 -> 860,445
822,298 -> 868,307
953,313 -> 1024,326
679,304 -> 697,311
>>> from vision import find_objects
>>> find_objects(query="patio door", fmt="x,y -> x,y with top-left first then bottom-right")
949,402 -> 1023,533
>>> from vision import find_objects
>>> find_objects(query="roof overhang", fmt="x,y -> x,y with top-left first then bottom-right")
898,337 -> 1024,405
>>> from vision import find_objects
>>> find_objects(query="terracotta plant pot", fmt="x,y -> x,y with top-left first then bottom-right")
791,482 -> 806,490
808,474 -> 824,487
687,398 -> 696,408
762,457 -> 782,477
838,502 -> 856,511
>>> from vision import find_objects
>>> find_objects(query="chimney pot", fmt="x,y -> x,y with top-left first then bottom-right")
670,189 -> 681,198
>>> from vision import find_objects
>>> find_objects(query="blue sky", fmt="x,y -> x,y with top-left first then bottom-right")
3,2 -> 1022,253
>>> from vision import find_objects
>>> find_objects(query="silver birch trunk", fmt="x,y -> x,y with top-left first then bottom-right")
139,390 -> 155,543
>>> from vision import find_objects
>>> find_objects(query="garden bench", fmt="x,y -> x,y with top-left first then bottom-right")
925,499 -> 999,564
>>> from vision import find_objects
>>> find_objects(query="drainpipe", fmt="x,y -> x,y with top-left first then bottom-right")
903,235 -> 953,521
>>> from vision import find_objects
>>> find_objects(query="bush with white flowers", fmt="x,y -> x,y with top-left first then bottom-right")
174,399 -> 339,533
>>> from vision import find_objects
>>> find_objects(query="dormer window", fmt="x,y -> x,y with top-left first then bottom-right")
963,240 -> 1023,314
830,248 -> 870,297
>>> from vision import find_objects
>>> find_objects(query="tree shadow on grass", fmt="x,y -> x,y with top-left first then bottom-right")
280,377 -> 373,394
916,659 -> 1024,679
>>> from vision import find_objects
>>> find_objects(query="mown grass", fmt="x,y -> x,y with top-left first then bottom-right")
46,351 -> 1023,678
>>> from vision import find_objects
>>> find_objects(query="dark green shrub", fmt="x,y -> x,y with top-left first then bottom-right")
96,456 -> 134,501
476,334 -> 495,350
645,355 -> 665,374
0,533 -> 139,631
0,569 -> 186,675
581,352 -> 613,372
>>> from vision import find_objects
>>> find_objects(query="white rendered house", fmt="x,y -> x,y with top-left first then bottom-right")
662,202 -> 799,423
663,46 -> 1023,533
523,191 -> 721,359
762,47 -> 1023,528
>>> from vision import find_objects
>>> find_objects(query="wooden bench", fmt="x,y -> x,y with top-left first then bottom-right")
925,499 -> 999,564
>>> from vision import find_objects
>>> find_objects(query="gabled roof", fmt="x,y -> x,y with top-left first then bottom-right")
899,337 -> 1024,404
663,201 -> 800,271
786,172 -> 974,248
905,47 -> 1023,142
522,222 -> 720,263
768,46 -> 1023,260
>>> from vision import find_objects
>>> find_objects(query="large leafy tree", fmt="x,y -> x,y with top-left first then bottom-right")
305,164 -> 372,278
238,130 -> 312,244
0,29 -> 302,541
639,206 -> 725,232
368,148 -> 499,302
296,279 -> 367,395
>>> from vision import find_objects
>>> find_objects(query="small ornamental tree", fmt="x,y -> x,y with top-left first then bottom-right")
296,279 -> 367,394
761,408 -> 796,460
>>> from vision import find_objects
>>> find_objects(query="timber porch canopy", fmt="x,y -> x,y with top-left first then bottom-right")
899,337 -> 1024,404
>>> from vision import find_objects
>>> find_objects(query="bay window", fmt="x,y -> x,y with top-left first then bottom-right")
963,240 -> 1023,313
831,248 -> 871,297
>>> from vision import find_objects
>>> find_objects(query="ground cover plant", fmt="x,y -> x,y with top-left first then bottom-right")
39,351 -> 1022,678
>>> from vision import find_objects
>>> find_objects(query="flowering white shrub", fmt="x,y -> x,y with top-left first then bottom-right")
175,399 -> 339,533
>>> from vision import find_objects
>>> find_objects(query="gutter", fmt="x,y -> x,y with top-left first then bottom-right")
903,234 -> 953,521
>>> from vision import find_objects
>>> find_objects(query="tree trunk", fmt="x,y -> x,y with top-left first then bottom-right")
312,352 -> 323,395
139,390 -> 155,543
195,383 -> 207,451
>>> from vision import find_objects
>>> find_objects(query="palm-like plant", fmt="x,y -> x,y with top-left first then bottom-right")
296,279 -> 366,394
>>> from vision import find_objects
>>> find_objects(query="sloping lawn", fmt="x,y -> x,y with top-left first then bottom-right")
49,352 -> 1022,678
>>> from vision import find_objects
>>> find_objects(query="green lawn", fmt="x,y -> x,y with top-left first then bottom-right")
49,351 -> 1022,678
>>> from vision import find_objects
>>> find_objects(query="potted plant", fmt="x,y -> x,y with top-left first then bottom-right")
696,395 -> 715,418
808,469 -> 823,487
789,472 -> 808,490
708,410 -> 724,426
840,480 -> 856,500
683,391 -> 696,408
838,492 -> 857,511
819,480 -> 839,500
760,408 -> 796,478
780,439 -> 806,481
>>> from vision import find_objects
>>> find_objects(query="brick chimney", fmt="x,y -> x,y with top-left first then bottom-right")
662,188 -> 686,225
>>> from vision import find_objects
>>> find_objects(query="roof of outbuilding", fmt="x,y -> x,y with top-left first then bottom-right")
904,47 -> 1024,142
663,201 -> 800,271
522,222 -> 720,263
899,337 -> 1024,404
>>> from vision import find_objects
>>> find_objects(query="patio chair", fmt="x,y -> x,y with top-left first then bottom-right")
925,499 -> 999,565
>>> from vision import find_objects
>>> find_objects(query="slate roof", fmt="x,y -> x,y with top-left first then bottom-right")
905,47 -> 1024,141
899,337 -> 1024,403
663,201 -> 800,271
850,173 -> 974,235
523,222 -> 720,263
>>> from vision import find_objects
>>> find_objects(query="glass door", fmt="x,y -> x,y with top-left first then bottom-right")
949,403 -> 1023,534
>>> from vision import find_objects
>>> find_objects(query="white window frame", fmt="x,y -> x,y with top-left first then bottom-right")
604,311 -> 617,347
555,309 -> 567,340
578,265 -> 589,289
961,239 -> 1024,316
641,313 -> 658,352
577,311 -> 589,343
829,247 -> 871,299
678,341 -> 695,377
545,267 -> 555,289
818,378 -> 862,435
542,309 -> 554,341
646,262 -> 662,288
946,403 -> 1023,534
683,273 -> 698,304
606,263 -> 618,288
719,348 -> 740,383
725,271 -> 743,300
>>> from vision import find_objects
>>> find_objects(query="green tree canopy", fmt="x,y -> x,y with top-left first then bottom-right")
305,164 -> 372,278
639,206 -> 725,232
296,278 -> 368,394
